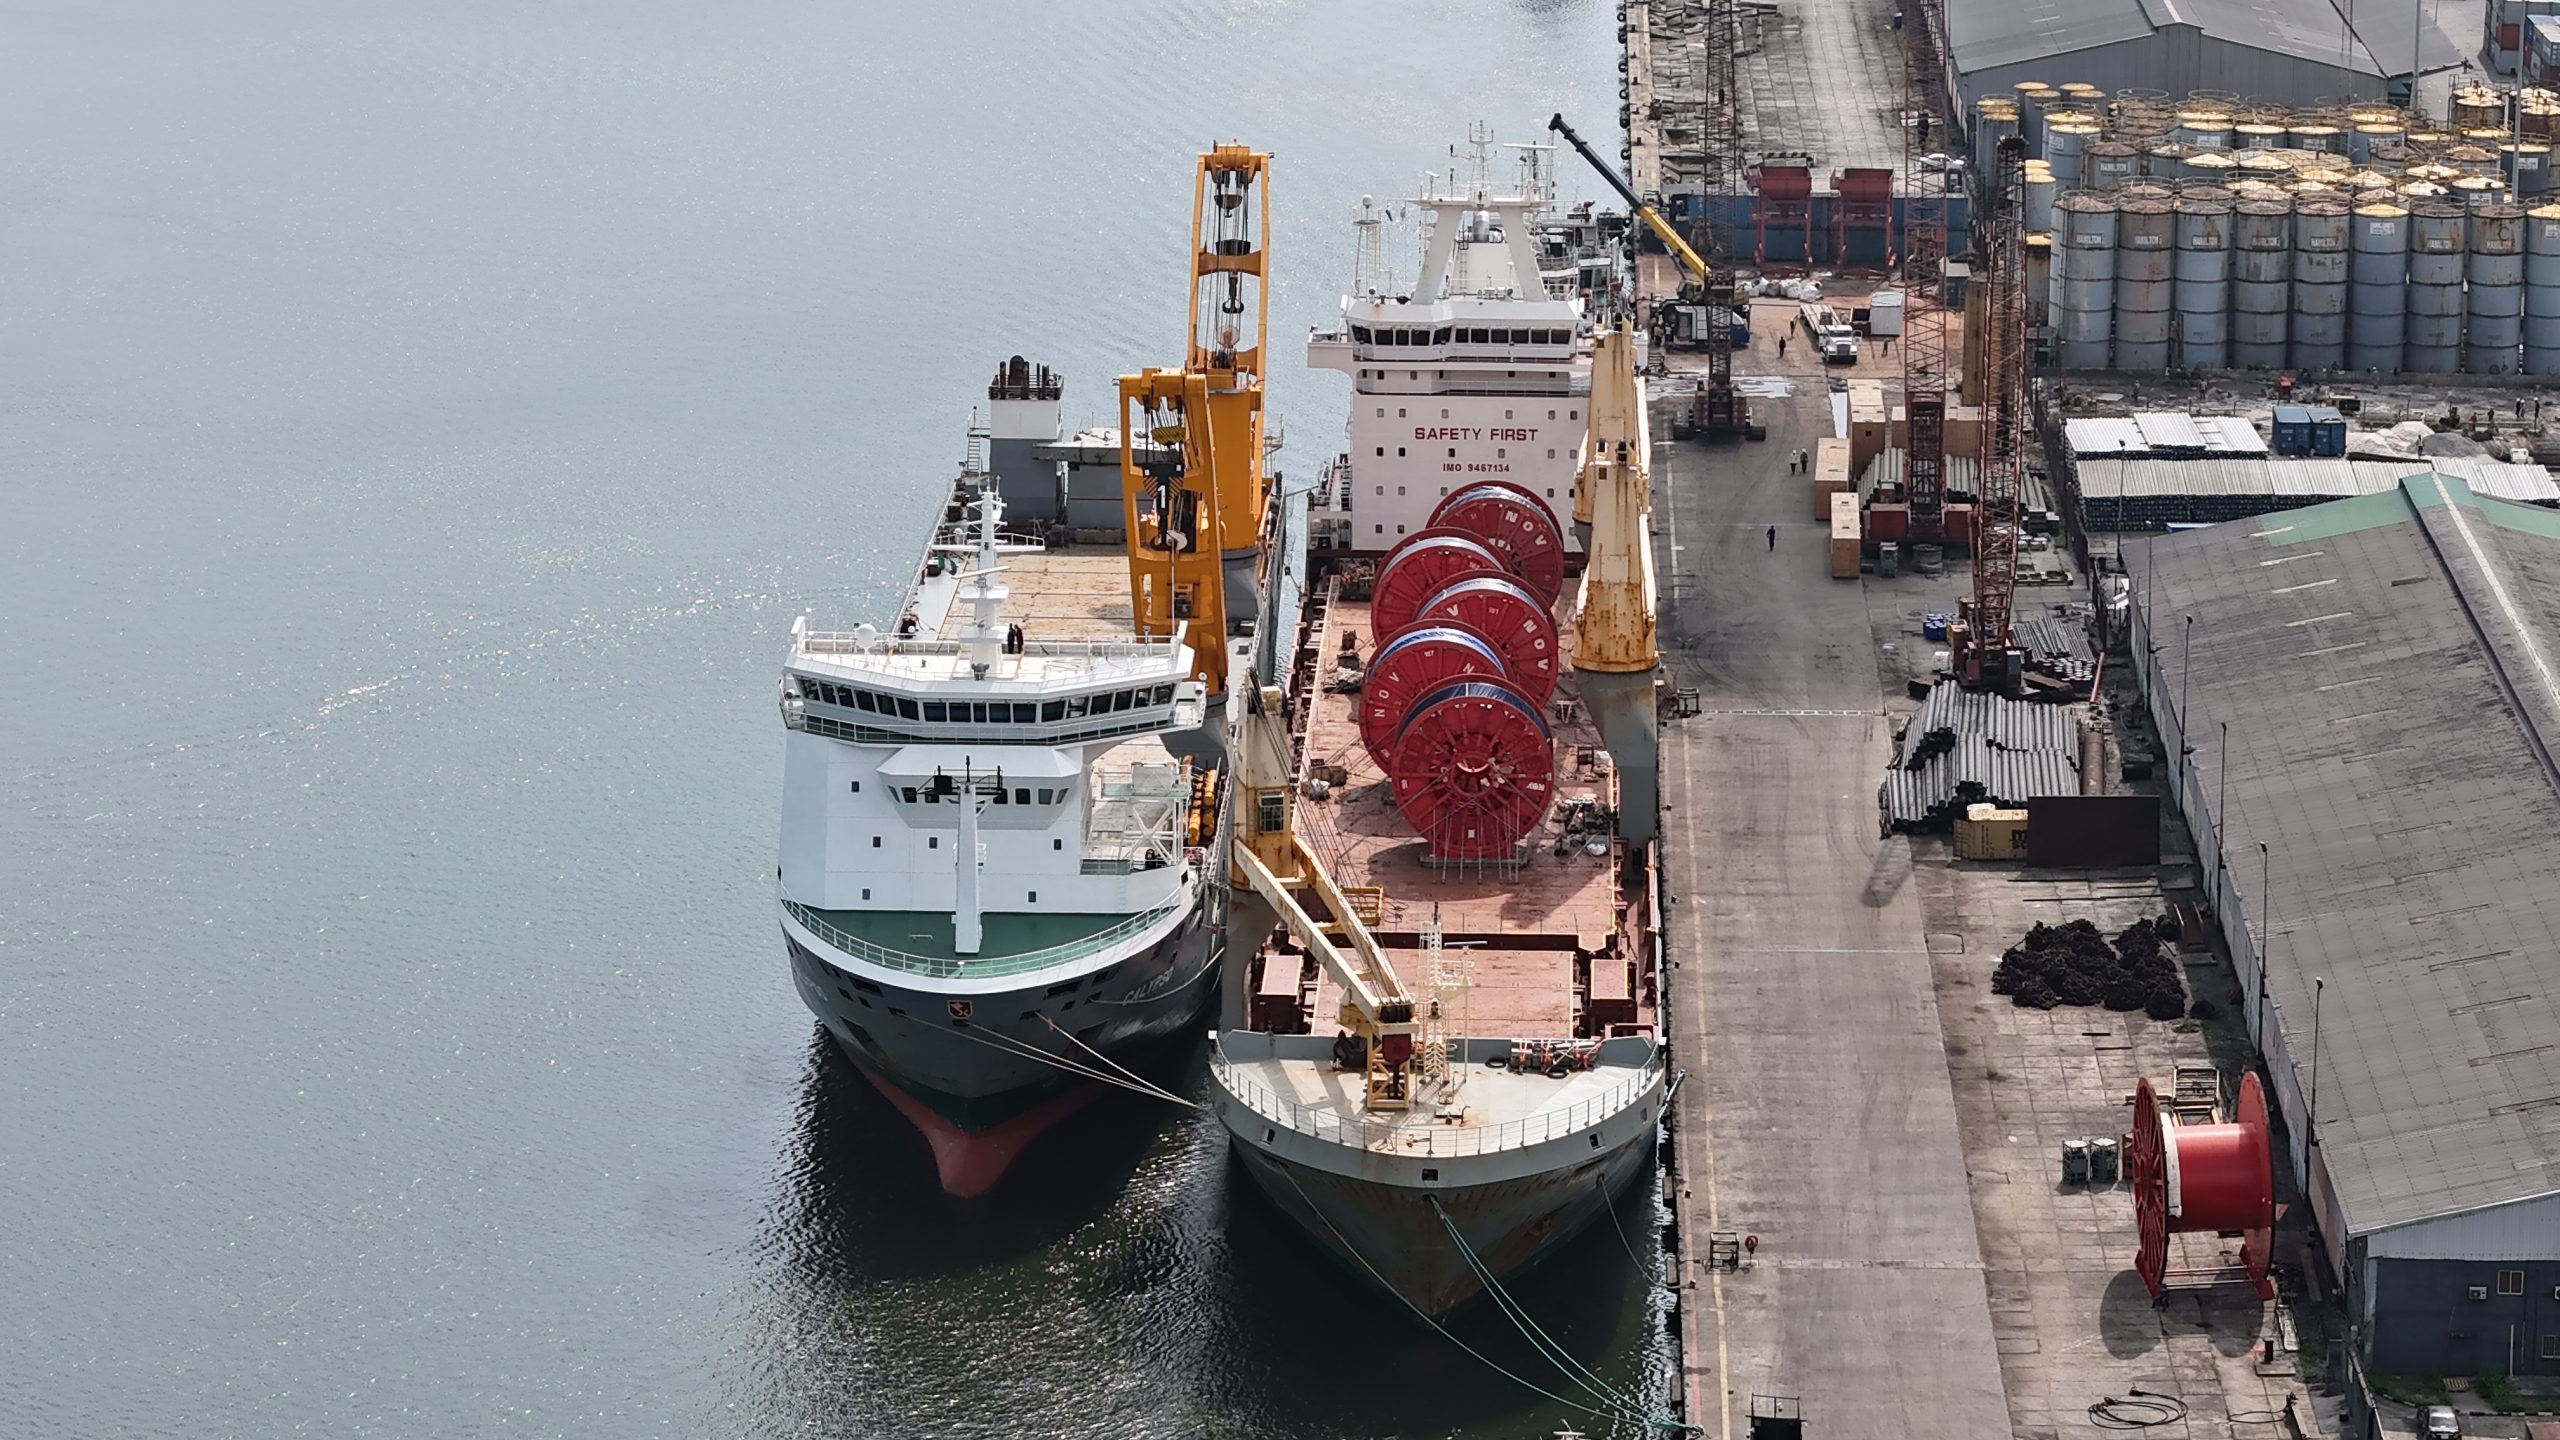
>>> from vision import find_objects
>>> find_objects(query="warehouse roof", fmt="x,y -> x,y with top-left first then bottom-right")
2078,455 -> 2560,505
1949,0 -> 2459,80
2128,474 -> 2560,1237
2065,413 -> 2268,457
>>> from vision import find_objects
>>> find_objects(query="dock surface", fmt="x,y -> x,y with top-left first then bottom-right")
1653,394 -> 2011,1440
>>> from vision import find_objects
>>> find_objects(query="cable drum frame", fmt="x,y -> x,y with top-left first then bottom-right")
2129,1071 -> 2276,1302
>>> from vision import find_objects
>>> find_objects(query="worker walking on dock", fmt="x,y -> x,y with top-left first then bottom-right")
1766,524 -> 1776,552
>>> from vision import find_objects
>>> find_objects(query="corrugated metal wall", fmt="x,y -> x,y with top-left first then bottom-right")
2364,1256 -> 2560,1375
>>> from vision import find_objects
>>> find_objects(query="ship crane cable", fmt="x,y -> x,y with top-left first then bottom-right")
1270,1161 -> 1694,1434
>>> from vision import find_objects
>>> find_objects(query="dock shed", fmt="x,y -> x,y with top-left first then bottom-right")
2124,473 -> 2560,1378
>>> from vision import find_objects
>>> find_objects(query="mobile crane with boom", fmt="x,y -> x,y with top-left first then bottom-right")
1548,112 -> 1743,437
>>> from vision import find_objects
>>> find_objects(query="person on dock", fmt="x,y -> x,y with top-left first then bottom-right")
1766,525 -> 1776,552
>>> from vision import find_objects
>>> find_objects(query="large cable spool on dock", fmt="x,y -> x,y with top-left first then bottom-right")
1384,679 -> 1555,862
2129,1071 -> 2276,1302
1427,479 -> 1568,606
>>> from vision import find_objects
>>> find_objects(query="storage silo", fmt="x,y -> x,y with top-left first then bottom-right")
2115,193 -> 2177,369
2230,197 -> 2293,368
2347,201 -> 2409,372
2405,201 -> 2468,374
2175,187 -> 2234,369
2290,196 -> 2350,370
2025,161 -> 2056,233
2182,151 -> 2238,186
2467,203 -> 2526,375
2452,85 -> 2507,133
1974,99 -> 2021,179
2450,174 -> 2507,210
2053,191 -> 2119,369
2521,88 -> 2560,143
2502,143 -> 2553,201
2523,204 -> 2560,375
2046,122 -> 2100,190
2351,124 -> 2406,164
2016,83 -> 2059,155
2177,110 -> 2235,150
2026,232 -> 2054,332
2085,139 -> 2140,192
2144,141 -> 2194,179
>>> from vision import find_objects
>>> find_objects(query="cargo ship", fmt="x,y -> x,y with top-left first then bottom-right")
777,146 -> 1281,1198
1210,136 -> 1671,1318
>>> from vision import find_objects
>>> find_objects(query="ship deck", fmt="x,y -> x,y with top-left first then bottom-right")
911,545 -> 1141,645
1216,1042 -> 1658,1155
1262,591 -> 1652,1043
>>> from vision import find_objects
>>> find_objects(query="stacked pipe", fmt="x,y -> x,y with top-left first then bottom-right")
1355,480 -> 1563,862
2468,203 -> 2527,375
2526,204 -> 2560,375
2407,201 -> 2468,373
2289,195 -> 2350,370
2173,185 -> 2233,369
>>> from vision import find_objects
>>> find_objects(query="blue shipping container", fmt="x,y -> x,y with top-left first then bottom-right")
2272,404 -> 2315,456
2305,404 -> 2348,456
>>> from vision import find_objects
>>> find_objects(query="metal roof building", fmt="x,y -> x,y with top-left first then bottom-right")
1949,0 -> 2465,108
2124,472 -> 2560,1379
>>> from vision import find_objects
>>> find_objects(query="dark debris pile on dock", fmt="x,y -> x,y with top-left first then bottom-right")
1991,917 -> 2189,1019
1885,683 -> 2081,832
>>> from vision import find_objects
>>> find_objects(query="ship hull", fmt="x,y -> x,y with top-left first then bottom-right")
1227,1111 -> 1657,1317
1211,1034 -> 1669,1318
784,896 -> 1220,1196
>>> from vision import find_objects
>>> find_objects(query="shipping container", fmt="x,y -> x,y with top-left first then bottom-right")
1829,491 -> 1862,579
1812,436 -> 1853,519
2272,403 -> 2315,455
1867,289 -> 1907,337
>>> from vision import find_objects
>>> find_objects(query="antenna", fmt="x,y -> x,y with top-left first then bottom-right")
1352,195 -> 1387,299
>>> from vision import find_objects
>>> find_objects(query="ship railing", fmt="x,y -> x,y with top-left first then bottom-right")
797,630 -> 1185,668
779,882 -> 1191,981
1210,1051 -> 1666,1158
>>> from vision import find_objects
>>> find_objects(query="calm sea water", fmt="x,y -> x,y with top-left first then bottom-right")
0,4 -> 1665,1436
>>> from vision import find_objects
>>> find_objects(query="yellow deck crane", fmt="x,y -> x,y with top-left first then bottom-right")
1230,682 -> 1422,1109
1118,145 -> 1273,700
1548,112 -> 1743,437
1569,320 -> 1665,845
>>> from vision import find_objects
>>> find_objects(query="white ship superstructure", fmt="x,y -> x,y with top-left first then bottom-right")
1307,131 -> 1607,558
776,385 -> 1223,1197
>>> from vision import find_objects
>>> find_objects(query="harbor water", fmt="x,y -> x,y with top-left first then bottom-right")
0,3 -> 1672,1437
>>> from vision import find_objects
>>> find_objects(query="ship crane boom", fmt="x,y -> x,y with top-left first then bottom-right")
1230,683 -> 1422,1110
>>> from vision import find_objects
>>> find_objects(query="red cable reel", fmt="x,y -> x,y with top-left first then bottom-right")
1428,479 -> 1569,607
2129,1071 -> 2276,1302
1415,574 -> 1561,705
1368,529 -> 1503,641
1385,679 -> 1556,861
1355,621 -> 1511,768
